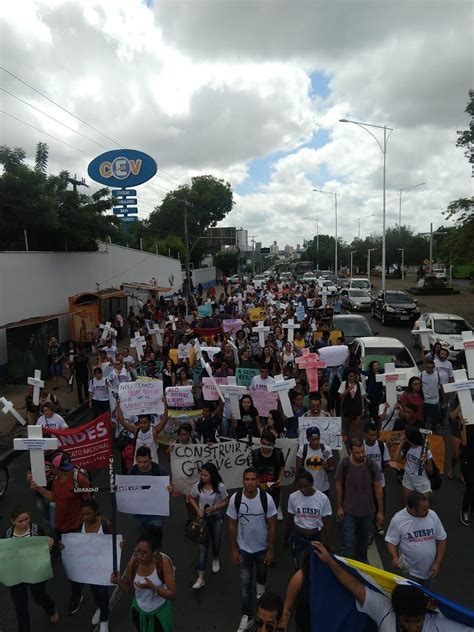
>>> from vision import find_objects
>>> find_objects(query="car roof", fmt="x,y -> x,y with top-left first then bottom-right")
354,336 -> 405,347
384,290 -> 410,295
334,315 -> 370,321
422,312 -> 467,320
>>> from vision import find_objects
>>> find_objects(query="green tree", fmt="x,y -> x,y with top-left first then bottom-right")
213,250 -> 239,274
35,142 -> 49,174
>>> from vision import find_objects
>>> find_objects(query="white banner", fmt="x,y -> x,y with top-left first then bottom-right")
298,417 -> 342,450
119,380 -> 164,416
61,533 -> 122,585
170,438 -> 298,494
115,474 -> 170,516
165,386 -> 194,408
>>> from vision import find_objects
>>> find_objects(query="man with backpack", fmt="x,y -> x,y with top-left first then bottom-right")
335,438 -> 384,563
227,467 -> 277,632
250,431 -> 285,521
363,422 -> 391,535
296,426 -> 335,495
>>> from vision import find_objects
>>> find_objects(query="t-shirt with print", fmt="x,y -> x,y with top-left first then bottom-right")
336,458 -> 381,517
287,489 -> 332,531
363,440 -> 390,487
89,377 -> 109,401
226,491 -> 277,553
385,507 -> 447,579
37,413 -> 68,431
434,357 -> 454,385
296,444 -> 332,492
404,445 -> 433,477
355,588 -> 470,631
191,481 -> 228,511
252,449 -> 285,490
250,375 -> 275,391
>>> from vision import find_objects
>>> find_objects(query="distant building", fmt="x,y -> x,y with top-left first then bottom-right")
236,228 -> 248,251
270,240 -> 279,255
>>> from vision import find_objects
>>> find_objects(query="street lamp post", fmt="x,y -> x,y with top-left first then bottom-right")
302,216 -> 319,267
397,248 -> 405,281
367,248 -> 377,286
340,118 -> 394,290
357,214 -> 374,239
313,189 -> 339,274
397,183 -> 426,234
350,250 -> 357,278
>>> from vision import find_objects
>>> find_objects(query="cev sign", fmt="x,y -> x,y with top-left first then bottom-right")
88,149 -> 158,188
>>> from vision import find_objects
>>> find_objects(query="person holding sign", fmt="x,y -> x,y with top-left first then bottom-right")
250,431 -> 286,521
231,394 -> 262,439
3,506 -> 59,631
296,427 -> 335,495
116,399 -> 169,465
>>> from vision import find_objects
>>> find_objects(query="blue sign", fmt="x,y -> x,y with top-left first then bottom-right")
116,198 -> 137,206
112,189 -> 137,197
122,216 -> 138,223
113,207 -> 138,215
88,149 -> 157,187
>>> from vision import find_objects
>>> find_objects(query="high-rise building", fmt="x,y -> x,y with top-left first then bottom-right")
236,228 -> 248,251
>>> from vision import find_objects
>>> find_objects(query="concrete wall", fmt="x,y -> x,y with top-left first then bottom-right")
191,266 -> 217,289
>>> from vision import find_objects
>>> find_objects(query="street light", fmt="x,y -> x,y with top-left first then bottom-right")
397,183 -> 426,234
313,189 -> 339,274
350,250 -> 357,278
367,248 -> 377,286
340,118 -> 394,290
397,248 -> 405,281
302,216 -> 319,266
357,214 -> 375,239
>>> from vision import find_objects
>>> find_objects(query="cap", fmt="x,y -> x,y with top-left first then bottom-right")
306,427 -> 321,439
50,452 -> 74,471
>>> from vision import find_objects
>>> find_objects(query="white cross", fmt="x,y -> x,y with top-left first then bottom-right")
27,369 -> 45,406
282,318 -> 300,343
13,425 -> 58,487
194,339 -> 203,363
267,374 -> 296,417
235,294 -> 245,315
0,396 -> 26,426
319,288 -> 331,308
454,331 -> 474,379
443,369 -> 474,425
168,315 -> 177,331
100,321 -> 116,341
228,337 -> 240,366
221,376 -> 247,419
148,323 -> 164,348
203,363 -> 225,402
252,320 -> 271,348
375,362 -> 407,406
411,326 -> 433,352
130,332 -> 146,360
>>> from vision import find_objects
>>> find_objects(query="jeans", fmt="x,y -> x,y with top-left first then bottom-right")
220,416 -> 231,438
76,373 -> 89,405
423,402 -> 440,431
340,514 -> 373,563
90,584 -> 110,622
239,549 -> 268,617
291,529 -> 321,569
460,458 -> 474,513
408,575 -> 432,589
10,582 -> 56,632
197,514 -> 223,572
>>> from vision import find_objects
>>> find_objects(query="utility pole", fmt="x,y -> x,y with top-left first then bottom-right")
182,197 -> 193,297
420,223 -> 447,272
67,173 -> 89,193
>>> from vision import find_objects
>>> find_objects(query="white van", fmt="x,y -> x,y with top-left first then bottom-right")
349,278 -> 371,291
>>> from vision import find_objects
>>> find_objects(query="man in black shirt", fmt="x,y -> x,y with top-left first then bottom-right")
195,402 -> 223,444
251,431 -> 285,520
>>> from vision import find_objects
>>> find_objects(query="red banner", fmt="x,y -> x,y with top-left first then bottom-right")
47,413 -> 112,470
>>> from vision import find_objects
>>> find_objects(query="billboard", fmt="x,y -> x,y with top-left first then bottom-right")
87,149 -> 157,188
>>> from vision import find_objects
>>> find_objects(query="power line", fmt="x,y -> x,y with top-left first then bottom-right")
0,110 -> 95,158
0,87 -> 110,150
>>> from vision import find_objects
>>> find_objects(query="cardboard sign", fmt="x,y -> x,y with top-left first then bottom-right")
47,414 -> 112,470
61,533 -> 122,585
118,380 -> 164,416
236,367 -> 260,388
379,430 -> 446,474
165,386 -> 194,408
202,376 -> 228,401
249,307 -> 267,322
0,537 -> 53,587
200,346 -> 222,361
222,319 -> 243,334
115,474 -> 170,516
298,416 -> 342,450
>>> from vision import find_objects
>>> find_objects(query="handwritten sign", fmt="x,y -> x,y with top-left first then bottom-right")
62,533 -> 122,585
202,377 -> 228,401
298,416 -> 342,450
119,380 -> 164,416
165,386 -> 194,408
249,307 -> 267,322
115,474 -> 170,516
250,387 -> 278,417
0,537 -> 53,586
223,319 -> 243,334
236,367 -> 260,388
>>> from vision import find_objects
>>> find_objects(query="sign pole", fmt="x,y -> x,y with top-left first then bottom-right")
109,455 -> 118,574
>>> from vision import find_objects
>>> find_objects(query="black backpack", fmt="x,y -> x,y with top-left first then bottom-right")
234,488 -> 268,515
302,443 -> 326,462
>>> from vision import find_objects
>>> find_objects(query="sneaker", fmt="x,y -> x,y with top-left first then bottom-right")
192,576 -> 205,589
237,615 -> 254,632
91,609 -> 100,625
376,527 -> 385,536
212,558 -> 220,573
256,582 -> 266,600
99,623 -> 109,632
277,506 -> 284,521
68,594 -> 83,615
460,510 -> 470,527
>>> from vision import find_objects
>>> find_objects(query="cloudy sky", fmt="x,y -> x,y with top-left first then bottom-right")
1,0 -> 472,249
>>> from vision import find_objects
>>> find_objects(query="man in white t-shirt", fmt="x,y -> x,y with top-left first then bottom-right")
296,426 -> 335,493
101,338 -> 118,362
434,349 -> 454,386
250,366 -> 275,391
385,491 -> 447,587
227,467 -> 277,632
313,542 -> 470,631
421,359 -> 442,431
37,402 -> 68,431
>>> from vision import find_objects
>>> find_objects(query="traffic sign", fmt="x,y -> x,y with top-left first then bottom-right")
117,198 -> 137,206
113,207 -> 138,215
112,189 -> 137,197
122,216 -> 138,223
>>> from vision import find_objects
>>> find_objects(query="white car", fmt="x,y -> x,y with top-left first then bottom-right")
319,279 -> 337,295
349,277 -> 371,291
302,273 -> 318,284
279,272 -> 293,283
252,274 -> 267,289
352,336 -> 419,385
413,312 -> 473,360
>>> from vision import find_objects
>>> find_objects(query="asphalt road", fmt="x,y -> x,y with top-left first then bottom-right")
1,308 -> 473,632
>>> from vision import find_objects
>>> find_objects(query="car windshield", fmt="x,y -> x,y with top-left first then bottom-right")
365,346 -> 414,368
351,280 -> 369,288
385,293 -> 412,304
326,275 -> 337,283
434,319 -> 472,334
334,319 -> 373,336
349,290 -> 369,298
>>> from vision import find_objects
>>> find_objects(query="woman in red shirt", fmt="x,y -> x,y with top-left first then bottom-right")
400,376 -> 424,424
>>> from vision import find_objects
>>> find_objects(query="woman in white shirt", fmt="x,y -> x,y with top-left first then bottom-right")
188,463 -> 229,590
89,367 -> 110,419
36,402 -> 68,432
397,427 -> 433,502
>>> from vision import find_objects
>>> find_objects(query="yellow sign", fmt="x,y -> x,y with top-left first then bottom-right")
423,258 -> 430,266
249,307 -> 267,322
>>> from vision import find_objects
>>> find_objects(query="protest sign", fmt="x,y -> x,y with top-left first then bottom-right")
379,430 -> 445,474
200,346 -> 222,361
165,386 -> 194,408
61,533 -> 122,585
198,303 -> 213,317
236,367 -> 260,388
202,377 -> 228,401
250,387 -> 278,417
47,413 -> 112,470
169,348 -> 196,366
249,307 -> 267,322
223,319 -> 243,334
298,417 -> 342,450
157,409 -> 202,446
0,536 -> 53,587
115,474 -> 170,516
118,380 -> 164,416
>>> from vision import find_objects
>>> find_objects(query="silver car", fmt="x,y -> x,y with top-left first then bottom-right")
340,288 -> 372,311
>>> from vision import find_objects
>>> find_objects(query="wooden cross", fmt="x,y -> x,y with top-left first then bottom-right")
148,323 -> 164,349
282,318 -> 300,343
252,320 -> 271,348
295,349 -> 326,392
443,368 -> 474,425
454,331 -> 474,379
375,362 -> 407,406
235,294 -> 245,315
221,376 -> 246,419
411,326 -> 433,353
0,396 -> 26,426
27,369 -> 45,406
13,425 -> 58,487
100,321 -> 116,341
130,332 -> 146,360
267,374 -> 296,417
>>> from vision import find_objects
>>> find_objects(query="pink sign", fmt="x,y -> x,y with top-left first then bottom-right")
202,377 -> 228,401
250,387 -> 278,417
222,319 -> 243,334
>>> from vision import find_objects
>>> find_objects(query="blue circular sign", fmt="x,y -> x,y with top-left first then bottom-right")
87,149 -> 158,187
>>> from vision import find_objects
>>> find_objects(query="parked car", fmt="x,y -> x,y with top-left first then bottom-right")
332,315 -> 375,343
279,272 -> 293,283
413,312 -> 473,360
432,265 -> 447,281
340,288 -> 372,311
229,274 -> 248,284
352,336 -> 419,384
324,274 -> 340,287
349,277 -> 371,291
371,290 -> 420,325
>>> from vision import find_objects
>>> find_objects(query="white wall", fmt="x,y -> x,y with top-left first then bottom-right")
191,266 -> 217,289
